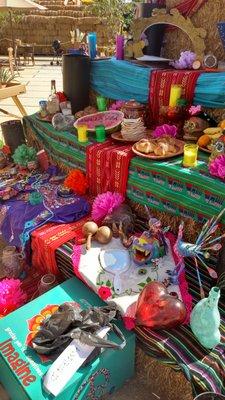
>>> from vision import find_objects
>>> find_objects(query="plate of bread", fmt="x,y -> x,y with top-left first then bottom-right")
132,137 -> 184,159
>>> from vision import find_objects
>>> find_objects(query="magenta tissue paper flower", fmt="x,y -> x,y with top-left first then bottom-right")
109,100 -> 126,111
170,51 -> 197,70
152,124 -> 178,138
0,278 -> 27,316
209,155 -> 225,180
92,191 -> 124,222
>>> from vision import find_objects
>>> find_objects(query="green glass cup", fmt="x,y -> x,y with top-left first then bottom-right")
95,125 -> 106,142
96,96 -> 107,112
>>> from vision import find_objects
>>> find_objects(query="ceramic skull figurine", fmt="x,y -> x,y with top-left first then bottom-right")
183,116 -> 210,142
183,112 -> 217,142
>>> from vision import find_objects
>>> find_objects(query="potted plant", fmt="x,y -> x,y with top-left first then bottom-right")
0,67 -> 16,89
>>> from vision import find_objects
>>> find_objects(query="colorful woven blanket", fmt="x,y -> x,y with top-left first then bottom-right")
127,153 -> 225,226
86,139 -> 133,196
149,69 -> 202,126
23,115 -> 91,172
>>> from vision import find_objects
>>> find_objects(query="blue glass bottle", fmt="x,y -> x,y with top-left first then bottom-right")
190,287 -> 221,349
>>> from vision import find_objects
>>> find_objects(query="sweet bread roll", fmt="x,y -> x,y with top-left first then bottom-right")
158,142 -> 170,153
168,144 -> 177,153
136,140 -> 155,154
154,145 -> 166,156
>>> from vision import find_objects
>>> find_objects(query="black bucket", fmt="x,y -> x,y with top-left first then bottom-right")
135,3 -> 166,57
63,54 -> 91,114
1,120 -> 25,154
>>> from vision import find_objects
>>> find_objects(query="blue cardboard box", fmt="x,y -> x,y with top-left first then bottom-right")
0,278 -> 135,400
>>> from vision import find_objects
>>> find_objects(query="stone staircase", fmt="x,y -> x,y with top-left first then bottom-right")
2,0 -> 116,55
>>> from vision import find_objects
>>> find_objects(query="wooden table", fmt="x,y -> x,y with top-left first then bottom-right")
0,82 -> 27,119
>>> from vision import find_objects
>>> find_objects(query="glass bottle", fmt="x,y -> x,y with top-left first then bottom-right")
47,80 -> 60,115
190,287 -> 221,349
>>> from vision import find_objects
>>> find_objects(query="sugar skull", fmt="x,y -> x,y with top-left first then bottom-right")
183,117 -> 210,142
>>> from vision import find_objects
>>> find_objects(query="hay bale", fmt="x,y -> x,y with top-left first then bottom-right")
136,347 -> 193,400
164,0 -> 225,60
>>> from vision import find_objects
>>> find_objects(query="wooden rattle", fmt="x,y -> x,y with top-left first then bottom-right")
82,221 -> 98,250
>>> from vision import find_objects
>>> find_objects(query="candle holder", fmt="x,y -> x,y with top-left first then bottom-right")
116,35 -> 124,60
88,32 -> 97,59
77,125 -> 88,143
169,84 -> 183,107
183,144 -> 199,168
96,96 -> 107,112
95,125 -> 106,142
160,105 -> 187,123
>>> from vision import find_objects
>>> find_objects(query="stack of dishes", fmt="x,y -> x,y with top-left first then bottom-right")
121,118 -> 146,141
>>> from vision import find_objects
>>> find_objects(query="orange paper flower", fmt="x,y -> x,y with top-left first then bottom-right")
64,169 -> 88,195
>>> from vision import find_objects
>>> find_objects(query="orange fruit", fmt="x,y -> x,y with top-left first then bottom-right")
219,120 -> 225,129
198,134 -> 211,147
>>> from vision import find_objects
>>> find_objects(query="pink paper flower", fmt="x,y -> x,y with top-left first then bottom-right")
209,155 -> 225,179
189,105 -> 202,115
0,279 -> 27,317
92,191 -> 124,222
98,286 -> 112,300
109,100 -> 125,111
152,124 -> 177,138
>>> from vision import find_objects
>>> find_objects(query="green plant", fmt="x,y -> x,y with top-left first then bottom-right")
90,0 -> 135,35
0,67 -> 16,85
12,144 -> 37,167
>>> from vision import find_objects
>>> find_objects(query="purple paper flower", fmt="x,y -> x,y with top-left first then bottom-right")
209,155 -> 225,179
152,124 -> 178,138
170,51 -> 197,70
189,105 -> 202,115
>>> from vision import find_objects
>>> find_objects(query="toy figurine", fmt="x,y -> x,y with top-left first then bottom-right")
131,207 -> 168,266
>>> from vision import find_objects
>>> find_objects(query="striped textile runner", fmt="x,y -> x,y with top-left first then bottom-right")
55,244 -> 224,396
86,139 -> 133,196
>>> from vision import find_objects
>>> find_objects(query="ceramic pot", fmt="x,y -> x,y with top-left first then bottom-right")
122,100 -> 146,124
2,246 -> 23,278
190,287 -> 221,349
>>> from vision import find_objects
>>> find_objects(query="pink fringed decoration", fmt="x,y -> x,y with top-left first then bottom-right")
0,278 -> 27,317
91,191 -> 124,222
152,124 -> 177,138
209,155 -> 225,180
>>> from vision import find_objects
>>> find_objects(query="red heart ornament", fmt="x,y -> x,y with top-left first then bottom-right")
136,282 -> 187,329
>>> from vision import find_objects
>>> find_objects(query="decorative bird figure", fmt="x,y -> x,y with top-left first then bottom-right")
173,209 -> 225,298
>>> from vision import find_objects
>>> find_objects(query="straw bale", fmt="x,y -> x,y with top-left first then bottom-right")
164,0 -> 225,60
136,347 -> 193,400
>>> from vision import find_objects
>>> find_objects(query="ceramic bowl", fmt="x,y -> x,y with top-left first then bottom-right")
74,110 -> 124,132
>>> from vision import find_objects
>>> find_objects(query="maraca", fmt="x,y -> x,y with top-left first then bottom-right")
82,221 -> 98,250
94,226 -> 112,244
